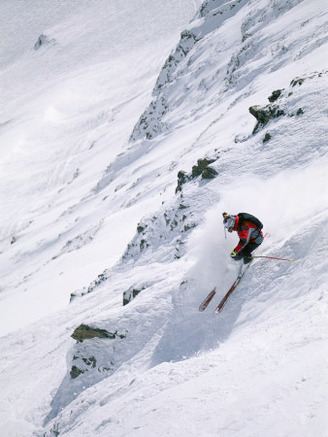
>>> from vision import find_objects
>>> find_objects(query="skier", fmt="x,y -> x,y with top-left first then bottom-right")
222,212 -> 264,264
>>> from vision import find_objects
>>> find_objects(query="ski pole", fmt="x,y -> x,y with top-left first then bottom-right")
250,255 -> 294,262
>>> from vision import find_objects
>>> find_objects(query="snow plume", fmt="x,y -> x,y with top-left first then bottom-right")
220,158 -> 328,242
1,0 -> 328,436
186,206 -> 233,290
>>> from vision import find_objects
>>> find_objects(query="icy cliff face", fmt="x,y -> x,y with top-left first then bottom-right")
0,0 -> 328,436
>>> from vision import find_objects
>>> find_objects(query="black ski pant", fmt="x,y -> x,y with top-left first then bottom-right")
233,242 -> 261,262
239,242 -> 260,258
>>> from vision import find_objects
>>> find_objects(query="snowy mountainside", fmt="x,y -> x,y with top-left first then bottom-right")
1,0 -> 328,436
0,0 -> 202,334
130,0 -> 328,142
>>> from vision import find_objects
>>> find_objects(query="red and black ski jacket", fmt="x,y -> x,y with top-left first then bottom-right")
233,215 -> 263,254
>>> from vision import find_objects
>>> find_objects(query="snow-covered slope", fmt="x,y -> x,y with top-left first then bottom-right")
0,0 -> 202,334
1,1 -> 328,436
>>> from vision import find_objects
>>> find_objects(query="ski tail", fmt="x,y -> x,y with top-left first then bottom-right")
199,288 -> 216,311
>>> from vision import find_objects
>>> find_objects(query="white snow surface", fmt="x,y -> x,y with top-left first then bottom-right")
0,0 -> 328,436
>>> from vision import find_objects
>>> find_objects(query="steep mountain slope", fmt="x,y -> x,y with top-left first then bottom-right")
1,1 -> 328,436
0,0 -> 202,334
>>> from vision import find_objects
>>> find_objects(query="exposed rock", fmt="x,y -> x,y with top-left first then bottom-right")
69,353 -> 108,380
199,166 -> 218,180
175,170 -> 189,193
191,158 -> 217,178
263,132 -> 272,143
49,423 -> 60,437
249,104 -> 285,134
34,34 -> 55,50
68,327 -> 127,381
121,153 -> 218,261
290,77 -> 305,87
290,71 -> 327,87
268,89 -> 284,102
70,365 -> 85,379
176,157 -> 218,193
122,201 -> 195,262
123,286 -> 146,306
250,72 -> 328,135
71,324 -> 123,342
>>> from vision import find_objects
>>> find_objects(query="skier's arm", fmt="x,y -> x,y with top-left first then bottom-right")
234,228 -> 253,253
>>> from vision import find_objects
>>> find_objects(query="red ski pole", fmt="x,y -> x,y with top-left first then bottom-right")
250,255 -> 294,262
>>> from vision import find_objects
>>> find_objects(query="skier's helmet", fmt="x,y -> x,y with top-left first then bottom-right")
223,214 -> 236,231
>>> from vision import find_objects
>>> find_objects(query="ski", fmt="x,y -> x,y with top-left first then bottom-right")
199,287 -> 216,311
214,264 -> 250,314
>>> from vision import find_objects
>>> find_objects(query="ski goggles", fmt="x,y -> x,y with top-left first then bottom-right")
223,216 -> 235,229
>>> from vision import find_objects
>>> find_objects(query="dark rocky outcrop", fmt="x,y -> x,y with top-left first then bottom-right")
34,34 -> 55,50
71,324 -> 125,342
249,73 -> 328,135
249,104 -> 285,134
123,286 -> 146,306
263,132 -> 272,143
268,89 -> 284,102
175,157 -> 218,193
175,170 -> 189,193
191,158 -> 217,179
69,325 -> 127,380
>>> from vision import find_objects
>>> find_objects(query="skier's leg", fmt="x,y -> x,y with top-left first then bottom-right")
241,242 -> 259,264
